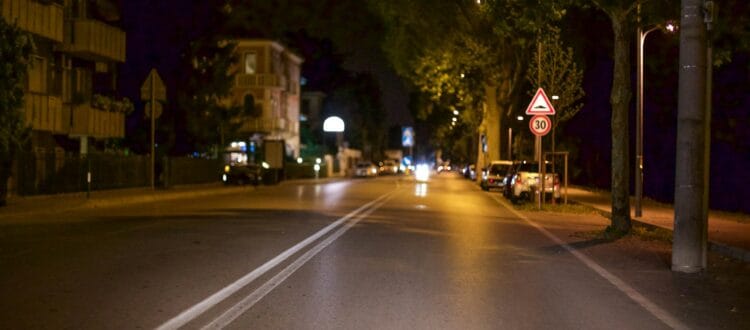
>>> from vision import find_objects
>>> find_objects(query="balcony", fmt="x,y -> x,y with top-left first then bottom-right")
1,0 -> 64,42
238,118 -> 288,134
60,19 -> 125,62
24,93 -> 65,134
69,103 -> 124,138
235,74 -> 286,90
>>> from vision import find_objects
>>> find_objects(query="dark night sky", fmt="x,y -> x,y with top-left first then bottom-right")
117,0 -> 411,131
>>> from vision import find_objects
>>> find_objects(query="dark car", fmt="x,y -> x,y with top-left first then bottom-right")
481,160 -> 514,191
222,164 -> 262,185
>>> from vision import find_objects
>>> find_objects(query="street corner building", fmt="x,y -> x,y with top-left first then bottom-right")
226,39 -> 304,159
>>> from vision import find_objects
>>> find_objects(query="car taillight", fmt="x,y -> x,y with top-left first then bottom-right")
515,176 -> 522,185
489,178 -> 494,183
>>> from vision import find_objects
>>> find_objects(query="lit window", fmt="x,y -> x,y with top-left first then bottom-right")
244,53 -> 257,74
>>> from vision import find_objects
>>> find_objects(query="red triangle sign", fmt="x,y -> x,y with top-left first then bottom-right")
525,88 -> 556,115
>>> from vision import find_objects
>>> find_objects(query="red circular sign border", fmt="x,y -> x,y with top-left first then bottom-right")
529,115 -> 552,136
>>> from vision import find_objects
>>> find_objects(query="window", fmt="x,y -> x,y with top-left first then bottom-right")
244,53 -> 256,74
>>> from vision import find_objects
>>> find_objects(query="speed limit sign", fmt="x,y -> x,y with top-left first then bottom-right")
529,115 -> 552,136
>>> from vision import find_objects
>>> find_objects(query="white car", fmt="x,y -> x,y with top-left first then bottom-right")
378,160 -> 399,175
353,162 -> 378,178
509,161 -> 561,203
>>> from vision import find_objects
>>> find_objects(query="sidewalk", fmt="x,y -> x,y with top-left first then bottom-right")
567,186 -> 750,262
0,177 -> 346,219
0,183 -> 249,218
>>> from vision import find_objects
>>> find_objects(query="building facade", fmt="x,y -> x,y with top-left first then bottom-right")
229,40 -> 303,158
2,0 -> 127,155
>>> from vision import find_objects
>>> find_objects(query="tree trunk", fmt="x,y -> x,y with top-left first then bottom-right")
485,84 -> 501,162
0,157 -> 11,207
609,14 -> 633,233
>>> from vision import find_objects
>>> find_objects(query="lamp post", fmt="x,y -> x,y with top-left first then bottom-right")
635,13 -> 678,217
515,116 -> 524,159
323,116 -> 345,175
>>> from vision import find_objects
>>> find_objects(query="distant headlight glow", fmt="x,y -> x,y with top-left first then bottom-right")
415,164 -> 430,182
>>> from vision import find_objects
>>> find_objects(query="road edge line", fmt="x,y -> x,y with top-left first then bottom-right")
489,194 -> 690,330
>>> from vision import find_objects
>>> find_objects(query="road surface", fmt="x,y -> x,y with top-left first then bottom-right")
1,173 -> 746,329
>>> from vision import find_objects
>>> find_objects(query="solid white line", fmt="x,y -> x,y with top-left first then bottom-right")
156,191 -> 395,330
489,194 -> 690,330
201,193 -> 394,329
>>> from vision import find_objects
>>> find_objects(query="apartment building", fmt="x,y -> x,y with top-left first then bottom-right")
2,0 -> 127,155
229,39 -> 303,158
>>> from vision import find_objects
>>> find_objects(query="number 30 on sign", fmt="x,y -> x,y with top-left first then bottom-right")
529,115 -> 552,137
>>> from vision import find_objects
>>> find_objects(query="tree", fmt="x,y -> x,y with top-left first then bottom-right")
586,0 -> 679,233
526,26 -> 585,152
372,0 -> 567,172
587,0 -> 637,233
0,17 -> 32,206
174,1 -> 241,155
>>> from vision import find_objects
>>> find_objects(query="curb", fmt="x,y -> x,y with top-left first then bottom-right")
575,200 -> 750,263
0,178 -> 350,218
1,184 -> 251,217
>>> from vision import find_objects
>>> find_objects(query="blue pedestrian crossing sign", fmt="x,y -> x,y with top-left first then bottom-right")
402,126 -> 414,147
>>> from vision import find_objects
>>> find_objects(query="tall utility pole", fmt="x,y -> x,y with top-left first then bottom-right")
672,0 -> 709,273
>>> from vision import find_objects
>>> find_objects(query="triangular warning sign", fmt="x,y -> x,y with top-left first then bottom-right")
525,88 -> 556,115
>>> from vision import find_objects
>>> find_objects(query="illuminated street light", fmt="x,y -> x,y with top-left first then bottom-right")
453,110 -> 459,116
635,12 -> 679,217
323,116 -> 345,132
517,116 -> 524,121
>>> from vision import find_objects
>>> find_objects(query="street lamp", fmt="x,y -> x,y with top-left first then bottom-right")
323,116 -> 345,175
636,16 -> 678,217
512,115 -> 524,160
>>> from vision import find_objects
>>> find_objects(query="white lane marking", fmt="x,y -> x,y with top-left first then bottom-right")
489,194 -> 690,330
156,190 -> 396,330
202,192 -> 395,329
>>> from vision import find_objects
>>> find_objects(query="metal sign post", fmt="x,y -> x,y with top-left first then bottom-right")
526,88 -> 555,210
141,69 -> 166,189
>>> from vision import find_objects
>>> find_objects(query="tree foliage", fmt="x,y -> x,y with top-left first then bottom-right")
526,27 -> 585,130
175,1 -> 241,153
0,16 -> 32,205
372,0 -> 569,151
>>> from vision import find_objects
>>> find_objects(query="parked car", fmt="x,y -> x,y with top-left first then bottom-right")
509,161 -> 560,203
463,164 -> 476,180
481,160 -> 514,191
222,163 -> 262,185
354,161 -> 378,178
378,159 -> 399,175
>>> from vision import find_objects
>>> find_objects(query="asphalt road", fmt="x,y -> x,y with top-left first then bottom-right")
0,173 -> 746,329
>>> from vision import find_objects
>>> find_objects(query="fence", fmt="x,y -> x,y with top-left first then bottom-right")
13,152 -> 223,196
